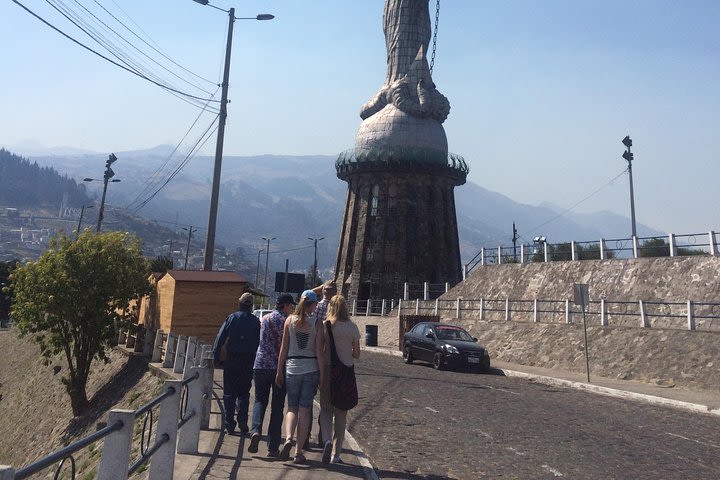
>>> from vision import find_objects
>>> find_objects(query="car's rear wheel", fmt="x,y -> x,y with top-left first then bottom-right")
478,358 -> 491,373
433,352 -> 444,370
403,345 -> 413,364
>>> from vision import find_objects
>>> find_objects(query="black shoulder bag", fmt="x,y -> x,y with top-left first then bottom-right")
325,321 -> 358,410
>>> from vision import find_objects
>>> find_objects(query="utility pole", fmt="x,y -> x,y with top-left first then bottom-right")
84,154 -> 119,233
512,222 -> 518,262
203,7 -> 235,271
75,204 -> 93,240
183,226 -> 197,270
262,236 -> 276,293
255,248 -> 264,286
622,135 -> 637,238
308,237 -> 325,286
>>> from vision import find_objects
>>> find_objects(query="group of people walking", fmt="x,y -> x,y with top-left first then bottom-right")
212,281 -> 361,465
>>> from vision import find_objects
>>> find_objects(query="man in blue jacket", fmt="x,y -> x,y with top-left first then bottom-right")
213,292 -> 261,435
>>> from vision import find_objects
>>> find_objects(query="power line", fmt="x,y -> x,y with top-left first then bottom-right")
518,168 -> 629,242
11,0 -> 220,104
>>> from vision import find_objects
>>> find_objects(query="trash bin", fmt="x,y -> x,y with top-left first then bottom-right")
365,325 -> 378,347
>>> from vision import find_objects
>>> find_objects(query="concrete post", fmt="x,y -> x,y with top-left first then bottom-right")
480,247 -> 485,266
177,366 -> 209,454
434,298 -> 439,315
397,299 -> 402,319
455,298 -> 460,319
520,244 -> 525,264
403,282 -> 409,301
565,300 -> 572,324
497,246 -> 502,264
599,238 -> 606,260
669,234 -> 678,257
533,299 -> 539,323
570,241 -> 576,261
381,299 -> 387,316
505,299 -> 511,321
423,282 -> 429,301
640,300 -> 649,327
415,299 -> 419,315
97,410 -> 135,480
0,466 -> 16,480
687,301 -> 696,331
709,231 -> 717,256
142,328 -> 155,357
462,264 -> 467,280
600,299 -> 608,326
445,282 -> 449,293
184,336 -> 198,372
543,243 -> 549,262
391,299 -> 395,311
173,335 -> 188,374
352,299 -> 357,316
199,345 -> 214,429
632,236 -> 639,258
148,380 -> 182,480
163,332 -> 177,369
365,300 -> 370,316
152,331 -> 165,363
479,298 -> 484,321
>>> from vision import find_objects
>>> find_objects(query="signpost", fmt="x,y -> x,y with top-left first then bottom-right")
573,283 -> 591,383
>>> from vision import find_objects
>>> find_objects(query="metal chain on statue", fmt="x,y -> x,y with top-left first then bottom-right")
430,0 -> 440,75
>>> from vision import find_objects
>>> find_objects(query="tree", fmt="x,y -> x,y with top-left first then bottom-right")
10,231 -> 150,415
639,238 -> 705,257
304,264 -> 323,289
530,242 -> 615,262
0,260 -> 18,326
148,255 -> 173,273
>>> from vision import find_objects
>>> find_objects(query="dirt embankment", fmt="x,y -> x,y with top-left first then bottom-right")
0,329 -> 163,477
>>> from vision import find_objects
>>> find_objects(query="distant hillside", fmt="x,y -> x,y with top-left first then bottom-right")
0,148 -> 90,208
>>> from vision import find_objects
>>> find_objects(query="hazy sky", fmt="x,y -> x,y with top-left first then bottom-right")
2,0 -> 719,235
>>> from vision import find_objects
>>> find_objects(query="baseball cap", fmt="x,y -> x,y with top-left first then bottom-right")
276,293 -> 297,307
301,290 -> 318,302
239,292 -> 254,306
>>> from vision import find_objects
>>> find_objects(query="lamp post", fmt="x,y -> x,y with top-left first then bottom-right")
182,226 -> 197,270
262,236 -> 276,293
194,0 -> 274,271
84,153 -> 120,233
308,237 -> 325,286
75,204 -> 94,239
621,135 -> 637,238
255,248 -> 265,286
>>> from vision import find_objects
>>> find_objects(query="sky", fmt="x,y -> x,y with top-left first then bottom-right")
1,0 -> 719,236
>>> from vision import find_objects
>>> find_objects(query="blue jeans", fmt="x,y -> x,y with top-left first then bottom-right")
223,354 -> 254,432
251,368 -> 286,451
285,371 -> 320,408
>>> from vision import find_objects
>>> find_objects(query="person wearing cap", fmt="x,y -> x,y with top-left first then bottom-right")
275,289 -> 326,464
247,293 -> 296,458
212,292 -> 261,435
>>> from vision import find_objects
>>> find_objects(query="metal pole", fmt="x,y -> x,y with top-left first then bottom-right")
263,237 -> 275,293
203,8 -> 235,271
313,239 -> 318,286
283,259 -> 289,292
76,205 -> 85,239
255,249 -> 263,286
184,227 -> 196,270
622,136 -> 637,238
582,304 -> 590,383
97,176 -> 109,232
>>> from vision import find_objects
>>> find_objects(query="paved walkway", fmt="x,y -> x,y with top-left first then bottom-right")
168,347 -> 718,479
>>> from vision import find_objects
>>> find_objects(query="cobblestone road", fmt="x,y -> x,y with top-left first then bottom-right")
348,351 -> 720,479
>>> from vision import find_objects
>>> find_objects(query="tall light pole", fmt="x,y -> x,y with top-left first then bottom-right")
196,0 -> 274,271
182,226 -> 197,270
75,204 -> 94,239
262,236 -> 276,293
84,153 -> 120,233
622,135 -> 637,238
308,236 -> 325,286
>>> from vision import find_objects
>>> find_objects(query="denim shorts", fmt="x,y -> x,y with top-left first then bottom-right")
285,371 -> 319,408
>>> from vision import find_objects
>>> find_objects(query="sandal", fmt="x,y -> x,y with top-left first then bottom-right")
293,453 -> 306,465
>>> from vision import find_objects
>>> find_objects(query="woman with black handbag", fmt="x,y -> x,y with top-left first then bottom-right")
318,295 -> 360,464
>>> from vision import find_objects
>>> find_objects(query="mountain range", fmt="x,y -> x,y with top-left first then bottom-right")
14,145 -> 663,275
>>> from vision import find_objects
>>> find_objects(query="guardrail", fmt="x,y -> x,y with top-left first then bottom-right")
463,230 -> 719,277
0,331 -> 214,480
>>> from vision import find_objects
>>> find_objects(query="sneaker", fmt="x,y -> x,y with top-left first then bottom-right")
267,449 -> 280,458
279,440 -> 293,461
331,455 -> 343,464
321,441 -> 333,465
248,432 -> 260,453
293,453 -> 306,465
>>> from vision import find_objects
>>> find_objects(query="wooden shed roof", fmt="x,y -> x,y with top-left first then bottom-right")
165,270 -> 248,283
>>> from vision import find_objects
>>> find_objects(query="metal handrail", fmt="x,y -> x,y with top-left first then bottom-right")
15,420 -> 124,479
134,386 -> 176,417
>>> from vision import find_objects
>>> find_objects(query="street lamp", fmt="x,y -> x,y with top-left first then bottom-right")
261,236 -> 276,293
182,226 -> 198,270
84,153 -> 120,232
195,0 -> 274,271
621,135 -> 637,238
75,204 -> 94,239
308,237 -> 325,286
255,248 -> 265,286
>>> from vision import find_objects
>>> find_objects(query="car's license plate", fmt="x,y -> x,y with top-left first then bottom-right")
467,357 -> 479,364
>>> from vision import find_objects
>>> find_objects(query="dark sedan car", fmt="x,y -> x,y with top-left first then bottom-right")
402,322 -> 490,372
